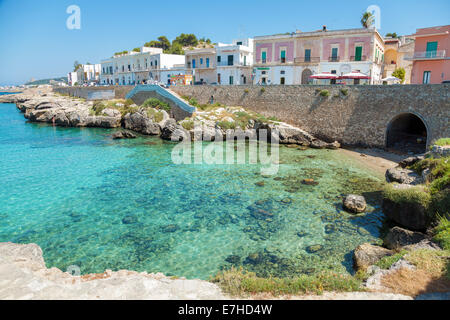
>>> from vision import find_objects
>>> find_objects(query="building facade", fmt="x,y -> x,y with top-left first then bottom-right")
253,27 -> 385,85
100,47 -> 185,85
185,39 -> 254,85
408,25 -> 450,84
383,36 -> 415,84
215,39 -> 253,85
68,64 -> 101,86
185,47 -> 217,84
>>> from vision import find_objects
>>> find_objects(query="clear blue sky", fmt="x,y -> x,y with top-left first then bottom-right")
0,0 -> 449,85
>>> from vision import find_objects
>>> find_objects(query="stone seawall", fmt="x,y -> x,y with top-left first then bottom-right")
53,86 -> 134,100
171,84 -> 450,148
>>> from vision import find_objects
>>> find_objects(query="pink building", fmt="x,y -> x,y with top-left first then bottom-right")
253,27 -> 385,85
409,25 -> 450,84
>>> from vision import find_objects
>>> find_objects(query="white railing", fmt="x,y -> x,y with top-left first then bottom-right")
405,50 -> 446,60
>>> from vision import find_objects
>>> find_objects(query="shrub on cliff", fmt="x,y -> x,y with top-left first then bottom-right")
212,267 -> 362,297
142,98 -> 171,112
319,90 -> 330,97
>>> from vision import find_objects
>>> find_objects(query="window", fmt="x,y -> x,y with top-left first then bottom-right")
236,41 -> 243,45
423,71 -> 431,84
331,48 -> 338,61
200,58 -> 203,65
206,58 -> 210,68
426,41 -> 438,58
262,71 -> 266,75
355,46 -> 362,61
331,70 -> 337,74
305,49 -> 311,62
262,51 -> 267,63
280,70 -> 285,74
244,56 -> 247,66
281,50 -> 286,63
228,55 -> 234,66
280,77 -> 285,85
218,73 -> 221,84
192,59 -> 196,69
229,76 -> 234,85
217,56 -> 221,63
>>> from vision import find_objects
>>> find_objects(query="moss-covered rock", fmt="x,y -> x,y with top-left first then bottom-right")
382,184 -> 431,231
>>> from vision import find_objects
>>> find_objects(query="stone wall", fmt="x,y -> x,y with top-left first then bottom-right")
53,86 -> 134,100
171,84 -> 450,148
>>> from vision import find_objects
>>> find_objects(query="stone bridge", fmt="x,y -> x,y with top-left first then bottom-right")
171,84 -> 450,152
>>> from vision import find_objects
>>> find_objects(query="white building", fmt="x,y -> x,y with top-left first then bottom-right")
100,47 -> 185,85
216,39 -> 253,85
185,38 -> 254,85
68,64 -> 101,86
160,64 -> 186,85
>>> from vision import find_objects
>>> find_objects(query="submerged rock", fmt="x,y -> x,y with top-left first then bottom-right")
112,131 -> 137,140
225,255 -> 241,264
302,179 -> 319,186
306,244 -> 323,253
343,195 -> 367,214
122,215 -> 138,225
161,224 -> 179,233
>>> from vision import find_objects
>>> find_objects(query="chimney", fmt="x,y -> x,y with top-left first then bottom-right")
323,25 -> 327,32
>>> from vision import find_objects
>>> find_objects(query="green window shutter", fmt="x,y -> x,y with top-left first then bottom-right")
426,41 -> 438,58
305,49 -> 311,59
262,51 -> 267,62
355,46 -> 362,61
281,50 -> 286,59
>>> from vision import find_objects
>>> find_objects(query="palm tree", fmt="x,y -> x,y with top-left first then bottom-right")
361,12 -> 373,29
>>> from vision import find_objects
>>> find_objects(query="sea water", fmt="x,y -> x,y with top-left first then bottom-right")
0,97 -> 385,279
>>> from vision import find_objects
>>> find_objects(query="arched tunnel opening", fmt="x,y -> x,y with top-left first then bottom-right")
386,113 -> 428,154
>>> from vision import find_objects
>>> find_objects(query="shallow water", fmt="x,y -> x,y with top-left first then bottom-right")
0,99 -> 385,279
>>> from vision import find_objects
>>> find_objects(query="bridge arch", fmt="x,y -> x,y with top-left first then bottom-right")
386,112 -> 429,154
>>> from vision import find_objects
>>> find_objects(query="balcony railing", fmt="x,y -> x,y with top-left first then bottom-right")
328,56 -> 340,62
294,57 -> 320,63
405,50 -> 447,60
350,55 -> 367,61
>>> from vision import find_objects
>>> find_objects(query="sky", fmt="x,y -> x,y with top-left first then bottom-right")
0,0 -> 449,85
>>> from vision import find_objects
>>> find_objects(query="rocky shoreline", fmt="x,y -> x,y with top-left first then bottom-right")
0,89 -> 447,300
0,89 -> 340,149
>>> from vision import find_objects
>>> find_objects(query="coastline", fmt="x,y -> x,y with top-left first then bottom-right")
1,87 -> 442,301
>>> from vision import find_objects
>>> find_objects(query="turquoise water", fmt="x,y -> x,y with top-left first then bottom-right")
0,96 -> 385,279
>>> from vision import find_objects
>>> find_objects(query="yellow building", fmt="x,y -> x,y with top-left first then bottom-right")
383,36 -> 415,84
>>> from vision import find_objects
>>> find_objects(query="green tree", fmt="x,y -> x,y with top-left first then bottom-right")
386,32 -> 398,38
174,33 -> 198,47
157,36 -> 171,51
169,41 -> 184,55
132,47 -> 140,52
73,60 -> 82,72
361,12 -> 373,29
392,68 -> 406,83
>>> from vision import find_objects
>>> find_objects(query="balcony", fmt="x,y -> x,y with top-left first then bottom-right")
405,50 -> 447,60
350,55 -> 367,61
294,57 -> 320,64
328,56 -> 340,62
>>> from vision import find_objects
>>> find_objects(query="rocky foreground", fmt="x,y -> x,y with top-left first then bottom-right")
0,89 -> 339,148
0,242 -> 415,300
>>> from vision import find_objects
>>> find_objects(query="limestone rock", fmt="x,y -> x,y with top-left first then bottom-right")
399,156 -> 424,168
386,167 -> 423,185
112,131 -> 137,140
123,112 -> 161,135
160,119 -> 189,141
310,139 -> 328,149
382,195 -> 428,231
353,243 -> 393,270
383,227 -> 428,250
343,195 -> 367,214
102,108 -> 121,118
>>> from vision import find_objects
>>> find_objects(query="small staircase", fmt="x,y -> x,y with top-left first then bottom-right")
126,85 -> 196,115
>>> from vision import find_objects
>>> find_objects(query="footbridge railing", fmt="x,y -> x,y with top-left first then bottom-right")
126,85 -> 196,114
